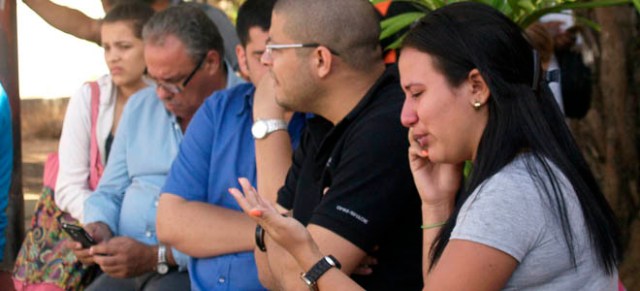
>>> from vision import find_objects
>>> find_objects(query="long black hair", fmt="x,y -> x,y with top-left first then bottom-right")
402,2 -> 621,274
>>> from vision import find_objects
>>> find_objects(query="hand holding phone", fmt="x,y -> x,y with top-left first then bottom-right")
59,220 -> 96,248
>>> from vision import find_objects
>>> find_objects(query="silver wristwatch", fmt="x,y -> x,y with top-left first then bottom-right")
251,119 -> 287,139
157,245 -> 169,275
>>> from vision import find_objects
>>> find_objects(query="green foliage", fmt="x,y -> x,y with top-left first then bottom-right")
374,0 -> 640,49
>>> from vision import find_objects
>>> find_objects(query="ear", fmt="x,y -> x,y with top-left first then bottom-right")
236,44 -> 250,79
204,50 -> 222,76
312,46 -> 333,79
467,68 -> 490,105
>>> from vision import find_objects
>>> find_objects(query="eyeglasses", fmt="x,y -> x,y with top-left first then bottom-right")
264,43 -> 340,58
154,55 -> 206,94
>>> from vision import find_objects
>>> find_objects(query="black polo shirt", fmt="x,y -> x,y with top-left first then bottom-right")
277,66 -> 423,290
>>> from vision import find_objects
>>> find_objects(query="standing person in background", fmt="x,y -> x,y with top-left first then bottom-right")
0,82 -> 13,289
525,22 -> 564,113
13,3 -> 155,290
22,0 -> 240,70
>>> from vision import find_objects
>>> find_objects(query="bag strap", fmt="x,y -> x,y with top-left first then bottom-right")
88,81 -> 103,190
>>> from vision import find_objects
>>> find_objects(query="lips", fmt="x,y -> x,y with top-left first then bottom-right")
413,132 -> 430,148
110,67 -> 123,75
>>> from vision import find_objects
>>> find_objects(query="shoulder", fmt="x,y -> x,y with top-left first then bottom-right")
347,85 -> 406,149
203,83 -> 254,112
124,87 -> 162,110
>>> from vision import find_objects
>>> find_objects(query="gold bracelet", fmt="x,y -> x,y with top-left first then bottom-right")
421,221 -> 446,229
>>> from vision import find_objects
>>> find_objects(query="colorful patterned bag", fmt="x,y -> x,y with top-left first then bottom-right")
13,81 -> 103,291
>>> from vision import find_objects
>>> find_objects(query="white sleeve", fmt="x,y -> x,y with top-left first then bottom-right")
55,84 -> 93,221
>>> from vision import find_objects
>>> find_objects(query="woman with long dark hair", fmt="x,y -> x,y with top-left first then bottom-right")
230,2 -> 621,290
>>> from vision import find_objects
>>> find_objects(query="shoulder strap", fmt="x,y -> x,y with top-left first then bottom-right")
88,81 -> 103,190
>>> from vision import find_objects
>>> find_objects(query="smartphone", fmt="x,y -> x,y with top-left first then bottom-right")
59,220 -> 97,248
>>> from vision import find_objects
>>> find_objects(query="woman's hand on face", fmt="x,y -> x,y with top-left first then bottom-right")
408,128 -> 463,208
229,178 -> 315,256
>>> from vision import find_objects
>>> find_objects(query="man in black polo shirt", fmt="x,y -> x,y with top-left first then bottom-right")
248,0 -> 423,289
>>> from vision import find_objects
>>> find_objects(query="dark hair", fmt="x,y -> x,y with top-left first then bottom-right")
236,0 -> 276,47
143,3 -> 224,63
274,0 -> 382,71
103,2 -> 155,39
403,2 -> 620,274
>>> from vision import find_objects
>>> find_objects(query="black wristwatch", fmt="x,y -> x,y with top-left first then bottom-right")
300,255 -> 341,290
255,224 -> 267,252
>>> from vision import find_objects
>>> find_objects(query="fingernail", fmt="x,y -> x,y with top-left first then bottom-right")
421,150 -> 428,157
249,209 -> 263,217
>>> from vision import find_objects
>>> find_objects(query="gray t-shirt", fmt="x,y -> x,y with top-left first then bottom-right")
451,154 -> 617,290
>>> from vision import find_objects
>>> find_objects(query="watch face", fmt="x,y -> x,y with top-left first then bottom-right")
157,263 -> 169,275
252,121 -> 268,139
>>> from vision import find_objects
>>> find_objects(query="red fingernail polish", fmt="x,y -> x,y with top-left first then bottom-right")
421,150 -> 429,157
249,209 -> 263,217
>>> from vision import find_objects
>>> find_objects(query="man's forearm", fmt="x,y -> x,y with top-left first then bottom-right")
157,194 -> 255,257
254,130 -> 293,203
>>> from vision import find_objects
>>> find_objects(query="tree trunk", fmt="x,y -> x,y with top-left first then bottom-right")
571,6 -> 639,289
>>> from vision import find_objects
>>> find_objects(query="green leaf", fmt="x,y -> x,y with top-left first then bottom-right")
632,0 -> 640,12
385,33 -> 408,50
380,12 -> 425,40
518,0 -> 537,12
574,15 -> 602,31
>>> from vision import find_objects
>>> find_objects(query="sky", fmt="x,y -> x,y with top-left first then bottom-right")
17,0 -> 107,99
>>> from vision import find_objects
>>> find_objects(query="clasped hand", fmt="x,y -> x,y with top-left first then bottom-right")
67,222 -> 156,278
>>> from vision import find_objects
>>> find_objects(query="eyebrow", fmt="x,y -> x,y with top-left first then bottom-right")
148,72 -> 182,84
403,82 -> 422,91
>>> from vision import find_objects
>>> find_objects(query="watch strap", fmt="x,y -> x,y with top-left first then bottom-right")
252,119 -> 287,139
300,255 -> 341,289
157,245 -> 169,274
158,245 -> 167,264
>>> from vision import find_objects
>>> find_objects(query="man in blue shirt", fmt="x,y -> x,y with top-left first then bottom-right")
156,1 -> 304,290
69,4 -> 244,290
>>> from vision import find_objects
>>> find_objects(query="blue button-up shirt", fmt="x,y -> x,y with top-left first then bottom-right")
84,67 -> 245,269
162,83 -> 305,290
83,86 -> 191,268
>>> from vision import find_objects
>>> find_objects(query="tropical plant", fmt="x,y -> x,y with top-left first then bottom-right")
372,0 -> 640,49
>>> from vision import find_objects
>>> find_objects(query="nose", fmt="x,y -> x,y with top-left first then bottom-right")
260,50 -> 272,66
105,50 -> 119,64
156,86 -> 173,101
400,97 -> 418,128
